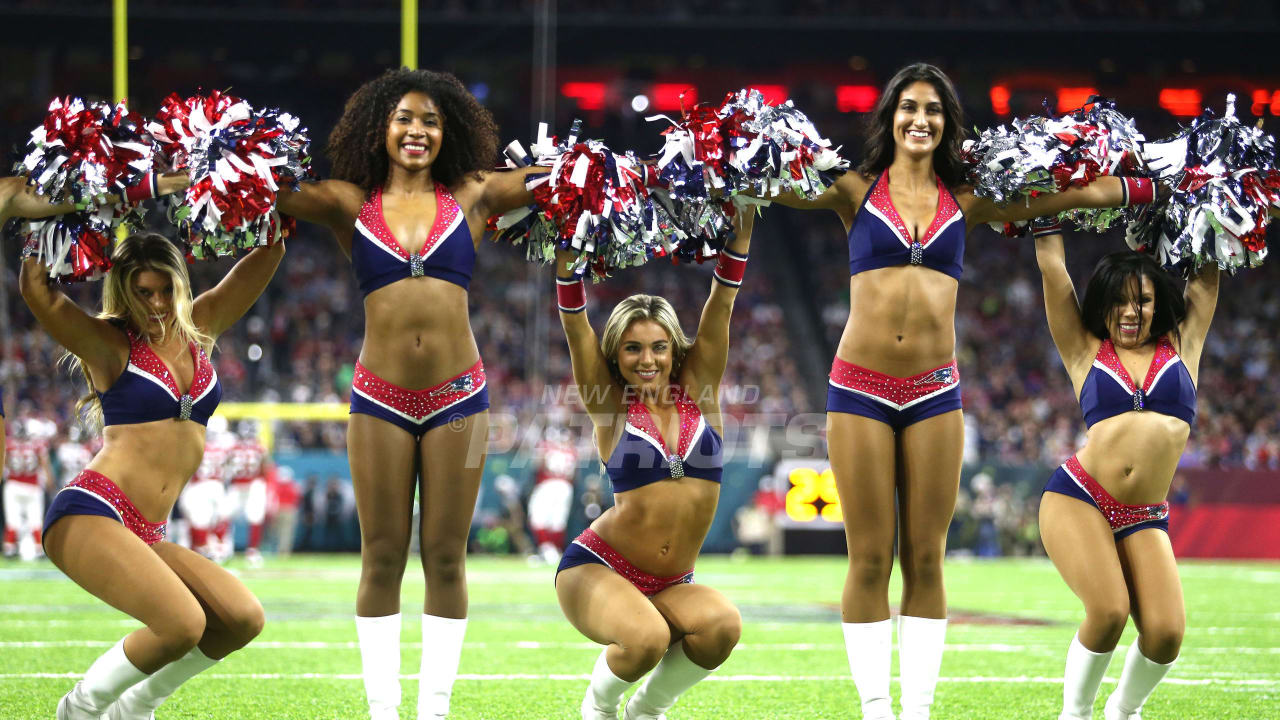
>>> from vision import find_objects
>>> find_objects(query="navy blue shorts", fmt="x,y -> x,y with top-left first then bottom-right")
1043,460 -> 1169,541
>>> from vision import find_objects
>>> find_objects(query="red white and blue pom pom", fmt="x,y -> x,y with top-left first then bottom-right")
149,91 -> 312,258
16,206 -> 118,282
1127,94 -> 1278,274
963,97 -> 1147,235
14,96 -> 158,207
491,121 -> 672,280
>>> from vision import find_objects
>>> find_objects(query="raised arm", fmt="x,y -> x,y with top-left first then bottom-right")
1031,219 -> 1095,381
680,209 -> 755,398
965,176 -> 1151,228
2,172 -> 191,223
1177,263 -> 1220,369
275,180 -> 365,240
554,249 -> 622,419
191,242 -> 287,339
18,258 -> 127,383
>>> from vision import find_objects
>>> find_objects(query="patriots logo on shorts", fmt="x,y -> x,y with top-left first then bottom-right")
914,367 -> 955,386
433,376 -> 475,396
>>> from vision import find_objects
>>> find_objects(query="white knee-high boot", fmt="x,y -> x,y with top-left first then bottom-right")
108,646 -> 218,719
898,616 -> 947,720
582,648 -> 635,720
623,640 -> 713,719
1103,642 -> 1175,720
58,638 -> 149,719
418,614 -> 467,719
356,614 -> 402,720
1060,633 -> 1114,720
842,620 -> 895,720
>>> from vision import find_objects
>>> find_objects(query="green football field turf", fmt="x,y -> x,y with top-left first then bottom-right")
1,554 -> 1276,719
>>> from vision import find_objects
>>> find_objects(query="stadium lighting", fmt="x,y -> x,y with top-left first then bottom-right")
630,94 -> 650,113
1159,88 -> 1202,117
1056,87 -> 1098,113
652,83 -> 695,112
748,84 -> 788,105
560,81 -> 606,111
989,85 -> 1011,116
835,85 -> 878,113
247,344 -> 263,362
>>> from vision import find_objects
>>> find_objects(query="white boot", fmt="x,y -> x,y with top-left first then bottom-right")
623,641 -> 712,720
108,647 -> 218,719
356,614 -> 402,720
58,639 -> 148,719
1103,642 -> 1175,720
1059,633 -> 1114,720
581,648 -> 634,720
898,616 -> 947,720
418,614 -> 467,719
842,620 -> 895,720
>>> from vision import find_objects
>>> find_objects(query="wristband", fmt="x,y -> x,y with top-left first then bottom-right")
1121,177 -> 1154,207
712,249 -> 749,287
1030,217 -> 1063,238
556,276 -> 586,313
121,172 -> 159,204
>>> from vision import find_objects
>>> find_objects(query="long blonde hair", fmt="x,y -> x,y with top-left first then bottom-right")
598,294 -> 692,386
66,233 -> 213,427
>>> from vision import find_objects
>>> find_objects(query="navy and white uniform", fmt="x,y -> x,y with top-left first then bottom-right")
347,185 -> 489,438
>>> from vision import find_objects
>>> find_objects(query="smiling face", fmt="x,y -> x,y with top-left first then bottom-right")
1107,273 -> 1156,349
133,269 -> 175,336
893,80 -> 945,159
385,92 -> 444,172
615,319 -> 673,394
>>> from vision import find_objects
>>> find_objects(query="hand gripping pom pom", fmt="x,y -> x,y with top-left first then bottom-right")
1127,94 -> 1278,275
149,91 -> 313,259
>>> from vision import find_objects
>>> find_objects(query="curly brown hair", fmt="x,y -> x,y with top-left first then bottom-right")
326,68 -> 499,191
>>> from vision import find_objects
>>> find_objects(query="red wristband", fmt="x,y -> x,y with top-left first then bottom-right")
556,276 -> 586,313
1122,177 -> 1154,207
1031,217 -> 1063,238
713,249 -> 748,287
122,173 -> 159,204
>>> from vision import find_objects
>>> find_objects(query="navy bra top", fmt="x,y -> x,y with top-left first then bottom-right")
848,170 -> 965,280
98,331 -> 221,427
605,387 -> 724,493
1079,337 -> 1197,428
351,185 -> 474,297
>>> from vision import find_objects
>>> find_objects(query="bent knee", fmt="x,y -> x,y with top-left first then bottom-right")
153,609 -> 206,660
1086,602 -> 1131,643
226,597 -> 266,647
688,606 -> 742,663
619,623 -> 672,668
1139,622 -> 1184,662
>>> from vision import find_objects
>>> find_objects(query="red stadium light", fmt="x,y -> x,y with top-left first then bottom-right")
1159,88 -> 1202,117
748,84 -> 789,105
1251,89 -> 1270,116
836,84 -> 879,113
1057,87 -> 1098,113
990,85 -> 1011,116
1272,90 -> 1280,116
652,83 -> 696,112
561,81 -> 606,111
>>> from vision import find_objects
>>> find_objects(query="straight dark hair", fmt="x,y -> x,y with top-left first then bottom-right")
858,63 -> 967,187
1080,251 -> 1185,346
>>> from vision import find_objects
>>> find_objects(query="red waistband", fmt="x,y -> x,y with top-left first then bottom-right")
66,470 -> 167,546
829,356 -> 960,406
352,359 -> 486,421
1063,456 -> 1169,531
574,528 -> 693,597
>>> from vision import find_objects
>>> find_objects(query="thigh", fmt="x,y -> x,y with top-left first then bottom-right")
1117,530 -> 1184,637
43,515 -> 201,629
348,413 -> 419,546
649,583 -> 740,643
151,541 -> 263,632
897,409 -> 964,550
1039,492 -> 1128,608
827,412 -> 898,550
556,563 -> 668,646
418,410 -> 487,548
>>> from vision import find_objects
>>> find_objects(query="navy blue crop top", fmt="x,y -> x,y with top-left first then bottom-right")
605,387 -> 723,493
848,170 -> 965,280
98,331 -> 221,426
351,185 -> 474,297
1079,337 -> 1196,428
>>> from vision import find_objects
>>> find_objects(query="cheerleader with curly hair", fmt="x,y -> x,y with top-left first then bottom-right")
275,68 -> 538,720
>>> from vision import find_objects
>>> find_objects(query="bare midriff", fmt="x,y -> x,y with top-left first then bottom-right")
589,477 -> 720,577
836,265 -> 959,376
359,276 -> 479,387
1075,412 -> 1190,505
87,421 -> 209,523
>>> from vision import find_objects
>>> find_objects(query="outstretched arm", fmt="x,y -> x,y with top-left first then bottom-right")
1,173 -> 191,223
192,242 -> 287,339
1032,219 -> 1095,379
966,176 -> 1152,228
681,209 -> 755,393
275,180 -> 365,240
555,249 -> 622,418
